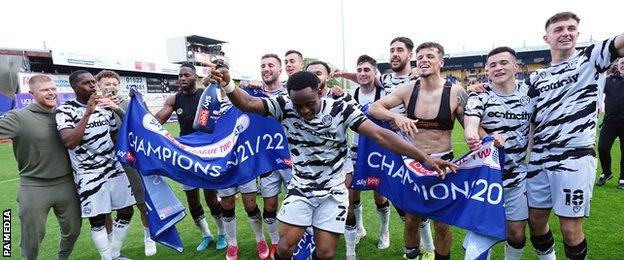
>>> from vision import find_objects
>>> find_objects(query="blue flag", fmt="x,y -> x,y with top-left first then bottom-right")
116,89 -> 292,251
292,227 -> 315,260
142,174 -> 186,252
116,89 -> 291,189
352,119 -> 506,260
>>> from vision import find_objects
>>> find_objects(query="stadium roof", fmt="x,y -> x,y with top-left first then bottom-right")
186,35 -> 227,45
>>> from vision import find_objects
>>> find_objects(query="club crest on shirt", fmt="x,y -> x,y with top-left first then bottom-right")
566,60 -> 578,70
176,108 -> 183,115
520,96 -> 530,106
322,115 -> 332,126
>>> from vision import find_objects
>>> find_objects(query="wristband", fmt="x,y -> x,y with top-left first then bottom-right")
224,80 -> 236,93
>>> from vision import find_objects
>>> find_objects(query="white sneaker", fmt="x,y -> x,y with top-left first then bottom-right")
144,238 -> 157,256
377,231 -> 390,249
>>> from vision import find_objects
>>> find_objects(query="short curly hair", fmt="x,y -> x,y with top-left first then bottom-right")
286,71 -> 320,93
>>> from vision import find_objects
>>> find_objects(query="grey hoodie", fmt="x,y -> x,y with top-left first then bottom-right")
0,102 -> 73,186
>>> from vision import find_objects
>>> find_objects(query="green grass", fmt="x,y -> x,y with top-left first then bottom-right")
0,122 -> 622,259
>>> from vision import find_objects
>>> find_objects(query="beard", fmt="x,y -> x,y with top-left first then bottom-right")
263,76 -> 278,85
392,60 -> 408,72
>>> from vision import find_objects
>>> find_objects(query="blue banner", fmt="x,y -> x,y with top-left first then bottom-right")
116,89 -> 292,251
142,174 -> 186,252
116,89 -> 291,189
292,227 -> 315,260
353,119 -> 506,259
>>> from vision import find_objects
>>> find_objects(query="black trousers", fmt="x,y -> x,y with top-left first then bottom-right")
598,122 -> 624,179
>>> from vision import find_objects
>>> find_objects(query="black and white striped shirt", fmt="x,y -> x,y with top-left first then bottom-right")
526,37 -> 619,154
465,83 -> 533,187
262,96 -> 367,196
55,100 -> 124,177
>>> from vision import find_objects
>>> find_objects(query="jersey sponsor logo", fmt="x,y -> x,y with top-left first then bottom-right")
201,95 -> 213,109
486,111 -> 530,120
292,121 -> 336,139
86,118 -> 109,128
537,73 -> 579,93
354,176 -> 381,188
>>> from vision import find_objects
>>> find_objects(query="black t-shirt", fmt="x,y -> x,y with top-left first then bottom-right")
604,75 -> 624,123
174,89 -> 204,136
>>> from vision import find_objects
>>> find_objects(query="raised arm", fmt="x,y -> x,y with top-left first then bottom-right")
211,68 -> 268,115
332,68 -> 383,87
331,69 -> 358,83
355,119 -> 456,178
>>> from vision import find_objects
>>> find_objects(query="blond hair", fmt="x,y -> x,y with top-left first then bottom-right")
27,74 -> 53,91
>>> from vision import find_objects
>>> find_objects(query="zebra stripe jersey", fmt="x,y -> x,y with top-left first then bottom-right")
262,96 -> 368,196
465,83 -> 534,188
55,100 -> 125,176
526,37 -> 620,153
379,72 -> 417,114
263,85 -> 288,97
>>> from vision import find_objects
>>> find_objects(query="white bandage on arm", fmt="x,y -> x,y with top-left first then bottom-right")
223,79 -> 236,93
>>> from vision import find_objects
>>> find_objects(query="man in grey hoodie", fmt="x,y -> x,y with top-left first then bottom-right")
0,74 -> 81,260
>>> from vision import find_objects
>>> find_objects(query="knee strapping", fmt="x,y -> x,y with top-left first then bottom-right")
88,214 -> 106,228
246,206 -> 261,219
530,230 -> 555,253
434,251 -> 451,260
507,237 -> 526,249
115,207 -> 133,222
222,208 -> 235,220
564,239 -> 587,260
346,215 -> 356,226
209,203 -> 223,217
376,200 -> 390,210
263,209 -> 277,220
189,204 -> 205,220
